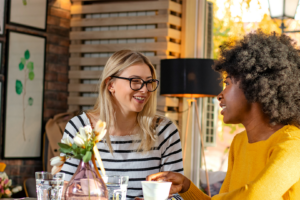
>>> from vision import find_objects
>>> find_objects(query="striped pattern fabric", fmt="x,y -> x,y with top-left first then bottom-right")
60,112 -> 184,199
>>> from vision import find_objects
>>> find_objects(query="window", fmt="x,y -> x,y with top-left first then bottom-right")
201,97 -> 218,147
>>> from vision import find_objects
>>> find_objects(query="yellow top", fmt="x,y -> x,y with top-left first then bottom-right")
180,125 -> 300,200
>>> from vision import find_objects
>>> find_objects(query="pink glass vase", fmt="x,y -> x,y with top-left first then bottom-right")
65,157 -> 108,200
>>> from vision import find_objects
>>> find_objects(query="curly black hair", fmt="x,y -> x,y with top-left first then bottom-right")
213,30 -> 300,127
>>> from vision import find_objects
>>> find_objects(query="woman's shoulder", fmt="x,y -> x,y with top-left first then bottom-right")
272,125 -> 300,146
153,115 -> 178,137
281,125 -> 300,139
65,112 -> 90,132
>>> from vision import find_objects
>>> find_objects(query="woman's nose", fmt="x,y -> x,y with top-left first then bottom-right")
217,92 -> 223,101
140,83 -> 148,92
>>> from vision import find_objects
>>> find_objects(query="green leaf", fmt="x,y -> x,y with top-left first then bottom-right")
72,143 -> 78,150
24,50 -> 30,60
28,71 -> 35,80
15,80 -> 23,95
83,151 -> 92,163
80,148 -> 87,155
28,97 -> 33,106
23,0 -> 27,5
74,155 -> 82,160
58,143 -> 71,149
59,148 -> 72,154
21,57 -> 26,65
19,62 -> 24,71
27,62 -> 34,71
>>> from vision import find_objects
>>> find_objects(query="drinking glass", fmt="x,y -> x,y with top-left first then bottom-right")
35,172 -> 65,200
103,175 -> 129,200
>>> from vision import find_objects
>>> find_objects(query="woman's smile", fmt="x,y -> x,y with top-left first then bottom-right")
133,95 -> 146,103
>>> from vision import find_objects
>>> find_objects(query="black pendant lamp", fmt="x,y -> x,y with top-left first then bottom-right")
160,59 -> 222,98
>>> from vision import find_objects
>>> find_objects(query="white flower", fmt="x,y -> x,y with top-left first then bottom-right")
50,156 -> 66,166
79,127 -> 87,141
83,125 -> 92,134
74,135 -> 85,148
84,125 -> 93,140
7,180 -> 12,187
95,129 -> 107,143
0,172 -> 8,180
51,165 -> 63,175
12,186 -> 22,193
61,135 -> 72,146
50,156 -> 66,175
12,188 -> 18,193
95,120 -> 106,136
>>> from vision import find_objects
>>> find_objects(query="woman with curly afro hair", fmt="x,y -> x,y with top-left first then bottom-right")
146,31 -> 300,200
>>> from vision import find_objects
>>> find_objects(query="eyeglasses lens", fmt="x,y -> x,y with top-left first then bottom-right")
130,79 -> 158,92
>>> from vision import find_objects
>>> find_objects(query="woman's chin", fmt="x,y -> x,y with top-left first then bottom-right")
222,117 -> 231,124
130,106 -> 144,113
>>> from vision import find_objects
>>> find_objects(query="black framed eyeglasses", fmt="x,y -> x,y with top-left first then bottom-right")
111,76 -> 159,92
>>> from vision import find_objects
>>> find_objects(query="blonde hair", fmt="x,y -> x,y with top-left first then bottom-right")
89,50 -> 158,153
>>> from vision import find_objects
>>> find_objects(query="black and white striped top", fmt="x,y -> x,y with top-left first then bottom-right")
60,112 -> 184,199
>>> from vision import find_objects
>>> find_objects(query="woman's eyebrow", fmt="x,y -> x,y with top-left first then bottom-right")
128,75 -> 153,79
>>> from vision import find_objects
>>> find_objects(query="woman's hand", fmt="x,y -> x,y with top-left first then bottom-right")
146,171 -> 191,194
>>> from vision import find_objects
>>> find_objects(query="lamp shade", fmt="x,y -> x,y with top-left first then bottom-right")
268,0 -> 299,19
160,59 -> 222,98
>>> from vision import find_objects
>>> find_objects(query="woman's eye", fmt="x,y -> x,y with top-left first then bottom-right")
132,79 -> 140,83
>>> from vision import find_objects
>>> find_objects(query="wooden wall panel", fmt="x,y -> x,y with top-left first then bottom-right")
71,15 -> 169,27
71,1 -> 181,14
68,0 -> 183,121
69,42 -> 180,53
69,56 -> 175,67
68,84 -> 98,92
70,29 -> 181,40
69,70 -> 102,79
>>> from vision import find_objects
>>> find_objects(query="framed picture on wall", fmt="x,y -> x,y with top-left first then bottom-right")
3,30 -> 46,159
8,0 -> 47,31
0,0 -> 5,36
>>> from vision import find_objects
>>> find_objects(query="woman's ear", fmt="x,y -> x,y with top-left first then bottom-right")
105,77 -> 115,93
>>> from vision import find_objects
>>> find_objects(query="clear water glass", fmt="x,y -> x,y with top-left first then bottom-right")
103,175 -> 129,200
35,172 -> 65,200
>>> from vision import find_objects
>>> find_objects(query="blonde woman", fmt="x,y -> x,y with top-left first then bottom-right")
60,50 -> 183,199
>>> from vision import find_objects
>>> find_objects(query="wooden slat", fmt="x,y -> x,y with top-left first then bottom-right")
169,15 -> 181,27
69,2 -> 83,112
68,97 -> 96,105
69,57 -> 109,66
69,55 -> 174,66
169,1 -> 182,13
167,42 -> 181,53
69,42 -> 181,53
71,15 -> 169,27
168,29 -> 181,39
157,96 -> 179,107
70,28 -> 181,40
68,84 -> 98,92
69,70 -> 102,79
71,1 -> 181,14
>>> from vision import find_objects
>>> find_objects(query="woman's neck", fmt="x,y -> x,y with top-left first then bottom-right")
86,110 -> 138,136
112,109 -> 138,136
242,103 -> 284,143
